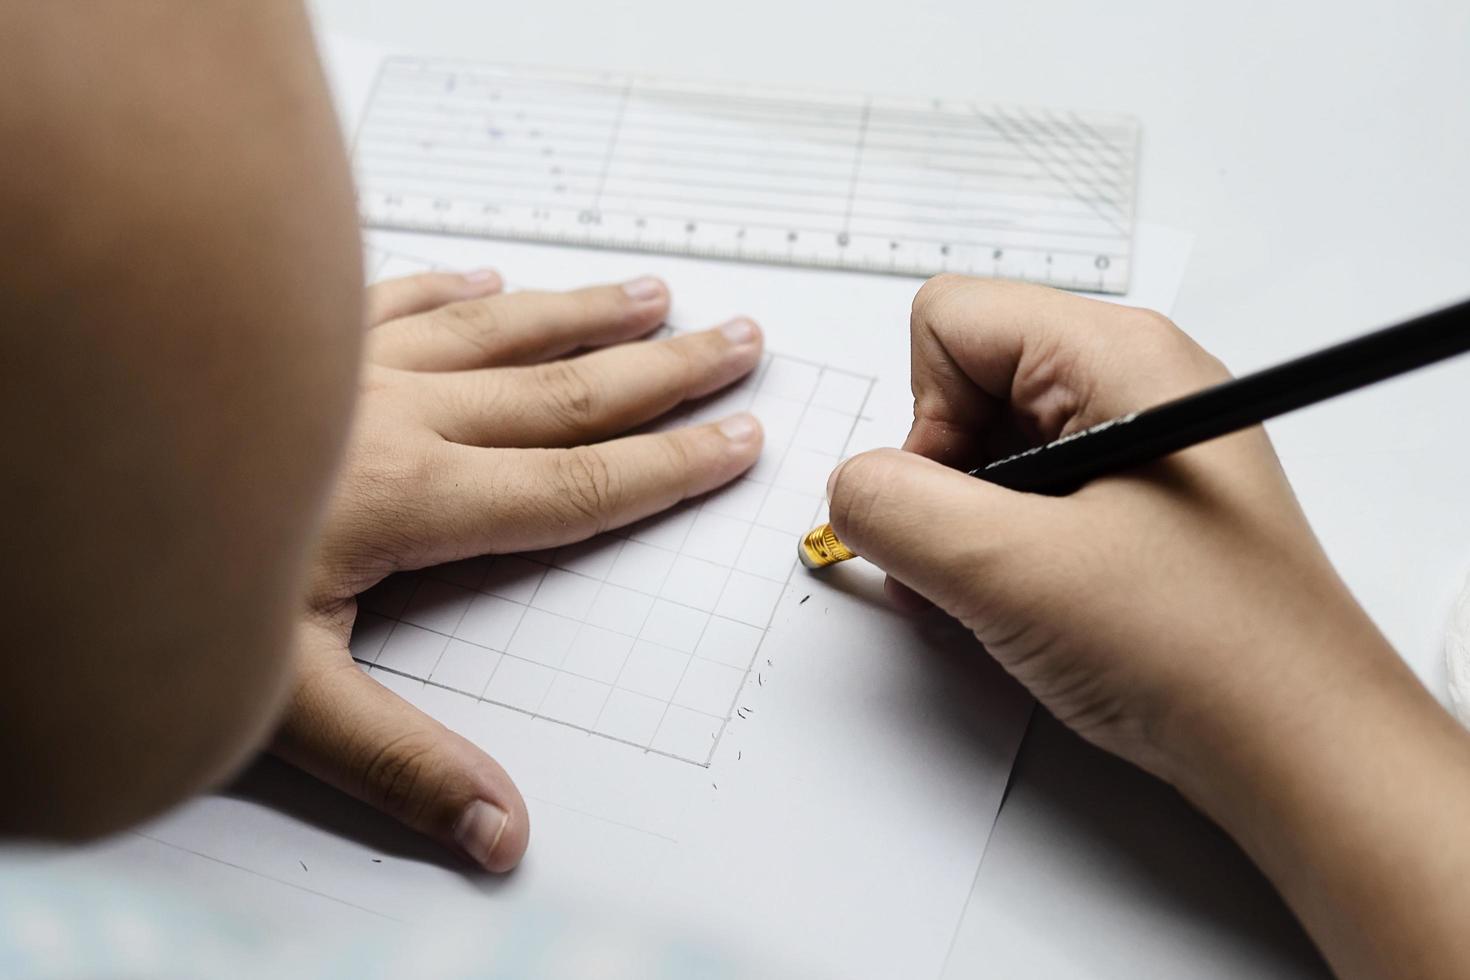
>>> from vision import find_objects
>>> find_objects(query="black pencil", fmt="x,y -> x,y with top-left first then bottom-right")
798,295 -> 1470,568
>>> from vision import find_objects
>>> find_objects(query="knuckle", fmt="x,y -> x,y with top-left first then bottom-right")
656,338 -> 708,392
357,733 -> 446,826
432,300 -> 502,355
657,431 -> 698,481
553,445 -> 620,533
1124,306 -> 1181,338
537,360 -> 602,430
1120,307 -> 1232,384
911,273 -> 969,324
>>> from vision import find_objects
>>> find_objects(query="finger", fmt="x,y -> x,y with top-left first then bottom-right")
826,447 -> 1060,618
366,269 -> 502,327
414,414 -> 762,560
423,318 -> 763,447
904,275 -> 1223,464
368,277 -> 671,372
272,652 -> 529,873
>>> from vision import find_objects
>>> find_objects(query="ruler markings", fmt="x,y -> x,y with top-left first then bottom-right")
359,177 -> 1126,241
357,59 -> 1139,292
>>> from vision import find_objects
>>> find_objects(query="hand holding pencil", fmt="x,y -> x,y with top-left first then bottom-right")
806,275 -> 1470,980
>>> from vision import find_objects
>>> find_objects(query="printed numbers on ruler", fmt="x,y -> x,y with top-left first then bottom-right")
355,247 -> 875,768
355,59 -> 1140,293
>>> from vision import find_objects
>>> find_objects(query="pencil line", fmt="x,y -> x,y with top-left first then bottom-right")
129,832 -> 402,922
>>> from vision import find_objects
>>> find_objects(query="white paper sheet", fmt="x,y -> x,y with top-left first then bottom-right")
13,35 -> 1193,979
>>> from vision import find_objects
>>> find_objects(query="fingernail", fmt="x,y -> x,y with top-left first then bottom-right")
719,318 -> 758,344
718,412 -> 760,445
462,268 -> 499,285
453,800 -> 509,871
622,277 -> 665,302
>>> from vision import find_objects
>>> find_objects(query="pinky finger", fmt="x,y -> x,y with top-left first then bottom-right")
366,269 -> 503,328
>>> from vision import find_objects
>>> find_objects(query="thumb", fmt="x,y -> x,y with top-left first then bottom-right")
826,448 -> 1058,619
272,653 -> 529,873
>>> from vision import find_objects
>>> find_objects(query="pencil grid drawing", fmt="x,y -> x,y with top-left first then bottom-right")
352,247 -> 875,766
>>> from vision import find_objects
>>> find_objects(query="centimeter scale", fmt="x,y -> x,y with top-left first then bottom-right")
355,57 -> 1141,293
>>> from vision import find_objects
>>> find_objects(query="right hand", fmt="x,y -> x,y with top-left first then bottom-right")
830,276 -> 1470,979
825,275 -> 1401,790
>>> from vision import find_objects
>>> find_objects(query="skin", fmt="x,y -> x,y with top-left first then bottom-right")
280,273 -> 765,870
0,3 -> 768,868
6,5 -> 1469,977
826,276 -> 1470,979
0,3 -> 363,836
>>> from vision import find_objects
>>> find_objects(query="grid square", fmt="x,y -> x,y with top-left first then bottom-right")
640,600 -> 709,653
626,503 -> 696,551
595,689 -> 666,745
714,571 -> 785,627
349,613 -> 395,663
505,608 -> 580,667
585,583 -> 655,635
749,392 -> 805,453
745,448 -> 784,486
759,357 -> 820,401
658,554 -> 730,611
651,705 -> 723,761
672,658 -> 745,717
605,540 -> 676,591
682,511 -> 748,556
702,476 -> 769,522
757,487 -> 823,535
618,642 -> 690,700
483,657 -> 557,712
539,673 -> 612,728
696,616 -> 765,669
401,579 -> 475,636
424,556 -> 494,591
775,447 -> 840,493
454,593 -> 525,652
376,622 -> 450,677
482,556 -> 547,604
793,404 -> 857,451
735,525 -> 796,582
811,370 -> 869,413
430,639 -> 501,696
531,568 -> 602,620
562,625 -> 635,684
552,537 -> 623,580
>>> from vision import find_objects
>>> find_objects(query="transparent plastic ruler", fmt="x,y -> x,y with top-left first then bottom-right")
354,57 -> 1141,293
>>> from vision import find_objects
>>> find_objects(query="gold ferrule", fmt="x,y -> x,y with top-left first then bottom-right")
797,523 -> 856,569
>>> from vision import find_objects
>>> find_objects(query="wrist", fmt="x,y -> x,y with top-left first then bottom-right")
1153,618 -> 1470,977
1155,611 -> 1415,822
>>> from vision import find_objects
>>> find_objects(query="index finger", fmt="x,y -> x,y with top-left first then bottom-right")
904,276 -> 1222,464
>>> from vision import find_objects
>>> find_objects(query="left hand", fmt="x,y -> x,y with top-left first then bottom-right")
275,268 -> 764,871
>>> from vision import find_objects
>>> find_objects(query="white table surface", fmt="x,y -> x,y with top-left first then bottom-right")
310,2 -> 1470,975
